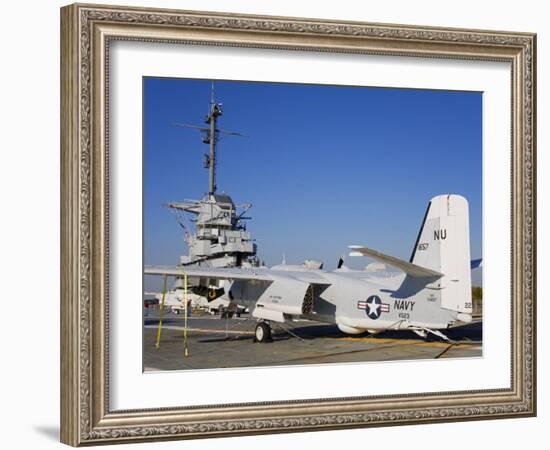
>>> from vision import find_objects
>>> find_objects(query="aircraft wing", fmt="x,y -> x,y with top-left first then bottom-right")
144,265 -> 330,286
146,266 -> 332,324
348,245 -> 443,278
145,265 -> 274,283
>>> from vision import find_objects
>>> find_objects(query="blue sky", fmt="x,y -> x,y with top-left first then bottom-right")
143,78 -> 482,286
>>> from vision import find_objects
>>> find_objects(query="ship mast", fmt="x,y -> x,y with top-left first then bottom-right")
205,84 -> 222,195
167,83 -> 258,269
174,83 -> 246,196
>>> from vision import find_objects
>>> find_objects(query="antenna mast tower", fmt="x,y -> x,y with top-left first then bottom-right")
205,84 -> 222,195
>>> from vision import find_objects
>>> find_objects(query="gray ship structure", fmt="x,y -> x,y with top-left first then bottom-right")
151,90 -> 260,314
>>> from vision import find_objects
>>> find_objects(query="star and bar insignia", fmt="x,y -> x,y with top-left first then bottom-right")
357,295 -> 390,320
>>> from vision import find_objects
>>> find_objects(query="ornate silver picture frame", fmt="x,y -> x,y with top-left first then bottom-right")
60,3 -> 536,446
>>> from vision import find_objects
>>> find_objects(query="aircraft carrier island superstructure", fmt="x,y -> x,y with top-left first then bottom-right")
168,86 -> 260,270
166,192 -> 258,269
150,87 -> 260,313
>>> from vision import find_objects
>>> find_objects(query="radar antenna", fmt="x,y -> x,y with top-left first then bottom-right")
173,83 -> 248,195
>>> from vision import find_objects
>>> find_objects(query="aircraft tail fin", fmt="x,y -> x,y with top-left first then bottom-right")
410,194 -> 473,314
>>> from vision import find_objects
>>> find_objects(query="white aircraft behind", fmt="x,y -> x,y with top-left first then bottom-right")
145,194 -> 482,342
145,282 -> 229,315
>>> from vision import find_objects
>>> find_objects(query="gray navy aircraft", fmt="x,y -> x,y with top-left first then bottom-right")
146,194 -> 482,343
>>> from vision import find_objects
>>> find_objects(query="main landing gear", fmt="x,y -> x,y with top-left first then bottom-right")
254,321 -> 273,343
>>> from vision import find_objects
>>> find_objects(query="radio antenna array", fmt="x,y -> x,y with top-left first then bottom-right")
173,83 -> 247,195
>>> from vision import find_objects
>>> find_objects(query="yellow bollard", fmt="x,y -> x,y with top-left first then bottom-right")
183,272 -> 189,357
155,274 -> 168,349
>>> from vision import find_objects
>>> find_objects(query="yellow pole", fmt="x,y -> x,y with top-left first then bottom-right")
155,274 -> 168,349
183,272 -> 189,357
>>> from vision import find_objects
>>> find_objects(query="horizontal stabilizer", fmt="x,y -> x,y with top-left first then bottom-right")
349,245 -> 443,278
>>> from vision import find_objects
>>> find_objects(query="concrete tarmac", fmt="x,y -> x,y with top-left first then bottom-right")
143,311 -> 482,371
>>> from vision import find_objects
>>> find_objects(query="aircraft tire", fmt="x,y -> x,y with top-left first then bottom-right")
254,322 -> 272,343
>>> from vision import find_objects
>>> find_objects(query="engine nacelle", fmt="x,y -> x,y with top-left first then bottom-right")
232,277 -> 315,322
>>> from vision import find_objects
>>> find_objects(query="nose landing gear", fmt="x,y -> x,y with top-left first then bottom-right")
254,321 -> 272,343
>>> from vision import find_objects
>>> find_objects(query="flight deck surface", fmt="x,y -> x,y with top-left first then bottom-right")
143,311 -> 482,372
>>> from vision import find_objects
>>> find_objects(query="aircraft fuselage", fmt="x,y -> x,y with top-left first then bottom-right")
227,269 -> 461,334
